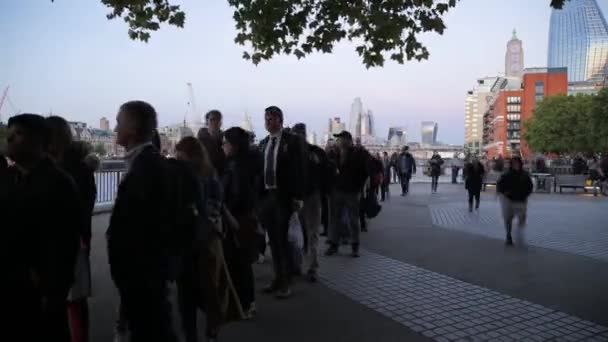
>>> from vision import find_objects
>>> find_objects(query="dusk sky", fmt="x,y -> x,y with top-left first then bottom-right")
2,0 -> 607,143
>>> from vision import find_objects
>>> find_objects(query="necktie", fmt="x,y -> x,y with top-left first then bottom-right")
265,137 -> 277,187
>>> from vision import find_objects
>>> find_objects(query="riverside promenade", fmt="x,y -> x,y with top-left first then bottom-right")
89,182 -> 608,342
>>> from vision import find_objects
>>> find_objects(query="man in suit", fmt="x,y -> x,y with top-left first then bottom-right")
4,114 -> 81,342
107,101 -> 178,342
258,106 -> 306,299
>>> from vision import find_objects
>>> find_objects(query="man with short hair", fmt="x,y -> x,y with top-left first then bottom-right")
497,156 -> 533,246
258,106 -> 306,298
107,101 -> 178,342
397,146 -> 416,196
197,109 -> 225,175
292,123 -> 330,282
325,131 -> 370,258
4,114 -> 81,342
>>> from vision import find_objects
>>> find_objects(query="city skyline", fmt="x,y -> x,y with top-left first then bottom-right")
2,0 -> 608,144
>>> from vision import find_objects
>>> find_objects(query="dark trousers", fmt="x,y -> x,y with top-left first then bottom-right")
392,168 -> 399,183
431,175 -> 439,192
42,297 -> 71,342
259,191 -> 292,287
224,241 -> 255,311
177,259 -> 199,342
468,189 -> 481,209
381,182 -> 390,201
400,173 -> 411,194
452,167 -> 459,184
321,192 -> 329,235
117,277 -> 177,342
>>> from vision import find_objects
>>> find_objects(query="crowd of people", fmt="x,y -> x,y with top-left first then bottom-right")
0,102 -> 390,342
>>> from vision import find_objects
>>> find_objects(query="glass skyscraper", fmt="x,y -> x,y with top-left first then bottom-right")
421,121 -> 438,145
548,0 -> 608,84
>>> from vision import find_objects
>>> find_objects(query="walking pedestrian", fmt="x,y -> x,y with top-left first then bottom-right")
4,114 -> 81,342
497,156 -> 533,246
391,152 -> 400,184
325,131 -> 370,258
174,136 -> 243,342
464,157 -> 485,212
46,116 -> 97,342
107,101 -> 178,342
258,106 -> 306,299
198,110 -> 226,176
222,127 -> 263,317
380,151 -> 391,201
292,123 -> 331,282
429,151 -> 444,193
397,146 -> 416,196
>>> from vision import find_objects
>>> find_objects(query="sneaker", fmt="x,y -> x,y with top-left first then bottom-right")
324,245 -> 338,256
245,302 -> 257,320
262,280 -> 280,294
275,286 -> 292,299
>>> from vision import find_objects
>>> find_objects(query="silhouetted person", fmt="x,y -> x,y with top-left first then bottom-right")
325,131 -> 370,258
429,151 -> 444,193
4,114 -> 81,342
292,123 -> 331,282
380,151 -> 391,201
197,110 -> 225,176
106,101 -> 178,342
222,127 -> 264,318
497,156 -> 533,246
397,146 -> 416,196
258,106 -> 306,299
46,116 -> 97,342
464,157 -> 485,212
494,154 -> 505,173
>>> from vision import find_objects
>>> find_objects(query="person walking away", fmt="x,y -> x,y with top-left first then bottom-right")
258,106 -> 306,299
221,128 -> 263,318
390,152 -> 400,184
494,154 -> 505,173
380,152 -> 391,201
429,151 -> 444,193
321,142 -> 339,237
46,117 -> 97,342
464,157 -> 485,212
496,156 -> 533,246
451,153 -> 462,184
292,123 -> 331,282
325,131 -> 370,258
397,146 -> 416,196
174,136 -> 243,342
4,114 -> 81,342
106,101 -> 178,342
198,110 -> 226,176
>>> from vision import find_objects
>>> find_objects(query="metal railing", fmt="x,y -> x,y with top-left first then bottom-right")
94,170 -> 125,204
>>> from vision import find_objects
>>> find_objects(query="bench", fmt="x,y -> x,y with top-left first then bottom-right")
482,173 -> 500,191
554,175 -> 588,194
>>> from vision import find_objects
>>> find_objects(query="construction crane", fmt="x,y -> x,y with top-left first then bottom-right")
186,82 -> 202,128
0,86 -> 9,123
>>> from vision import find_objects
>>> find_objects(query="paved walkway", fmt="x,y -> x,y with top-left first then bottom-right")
89,183 -> 608,342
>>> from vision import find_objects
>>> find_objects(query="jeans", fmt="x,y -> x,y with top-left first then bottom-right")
299,191 -> 322,273
400,173 -> 411,194
500,196 -> 528,243
431,175 -> 439,192
329,190 -> 361,247
467,189 -> 481,209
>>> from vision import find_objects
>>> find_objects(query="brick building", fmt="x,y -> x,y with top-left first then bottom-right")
484,67 -> 568,160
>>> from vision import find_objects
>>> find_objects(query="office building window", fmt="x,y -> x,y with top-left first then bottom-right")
507,105 -> 521,112
535,81 -> 544,103
507,96 -> 521,104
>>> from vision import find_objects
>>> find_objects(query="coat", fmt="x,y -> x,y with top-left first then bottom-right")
497,169 -> 533,202
258,130 -> 307,202
464,161 -> 485,192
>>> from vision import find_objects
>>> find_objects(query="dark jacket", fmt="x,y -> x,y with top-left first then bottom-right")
334,146 -> 371,194
62,143 -> 97,246
258,130 -> 307,201
429,155 -> 444,176
497,169 -> 533,202
223,154 -> 259,217
304,143 -> 332,195
6,158 -> 81,298
464,161 -> 485,192
198,128 -> 226,176
397,152 -> 416,175
107,146 -> 174,281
